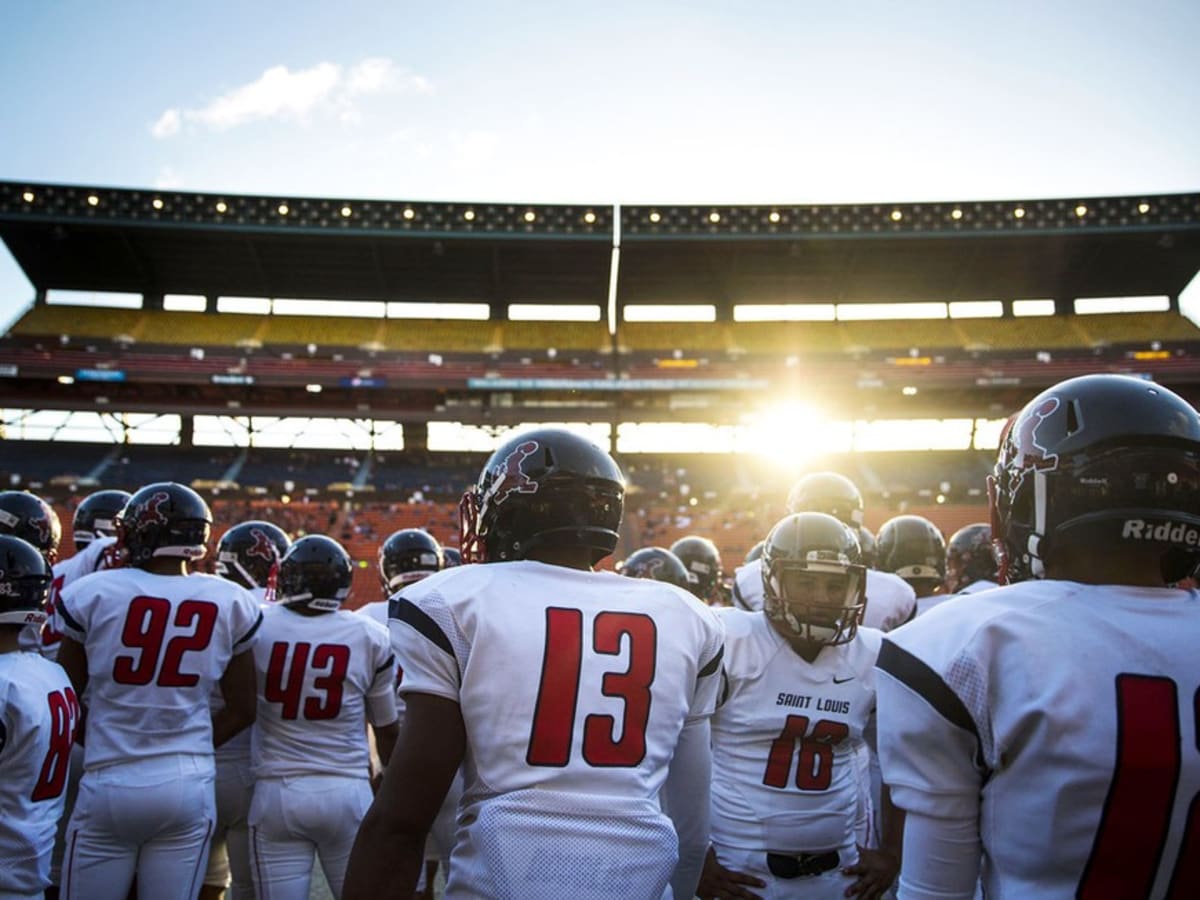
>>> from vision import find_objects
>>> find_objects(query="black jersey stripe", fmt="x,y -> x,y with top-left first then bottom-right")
390,595 -> 454,657
699,644 -> 724,678
57,600 -> 84,635
877,639 -> 979,741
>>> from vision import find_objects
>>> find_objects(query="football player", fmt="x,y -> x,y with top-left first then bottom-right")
359,528 -> 444,627
698,513 -> 901,900
0,535 -> 80,899
203,519 -> 292,900
932,523 -> 998,609
877,374 -> 1200,897
0,491 -> 63,656
345,427 -> 725,900
731,473 -> 917,631
56,482 -> 262,900
618,546 -> 693,590
41,489 -> 131,897
670,535 -> 725,604
248,535 -> 398,900
875,514 -> 947,614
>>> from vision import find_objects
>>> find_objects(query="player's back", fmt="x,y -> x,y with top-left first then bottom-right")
59,568 -> 261,770
394,560 -> 724,803
252,605 -> 393,777
0,652 -> 79,894
884,579 -> 1200,897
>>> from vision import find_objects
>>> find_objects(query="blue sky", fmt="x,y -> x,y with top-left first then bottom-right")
2,0 -> 1199,327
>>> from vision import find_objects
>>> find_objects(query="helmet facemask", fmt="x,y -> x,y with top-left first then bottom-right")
764,555 -> 866,646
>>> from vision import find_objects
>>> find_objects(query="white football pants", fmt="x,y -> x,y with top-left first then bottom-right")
203,755 -> 255,899
62,754 -> 215,900
248,773 -> 372,900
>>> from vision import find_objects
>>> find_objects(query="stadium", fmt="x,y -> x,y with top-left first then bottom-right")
3,179 -> 1200,604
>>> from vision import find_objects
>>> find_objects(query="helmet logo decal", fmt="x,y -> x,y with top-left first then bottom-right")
29,514 -> 51,547
247,528 -> 277,562
137,491 -> 172,530
1016,397 -> 1061,470
486,440 -> 540,506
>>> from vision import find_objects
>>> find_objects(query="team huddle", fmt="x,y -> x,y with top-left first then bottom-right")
2,373 -> 1198,900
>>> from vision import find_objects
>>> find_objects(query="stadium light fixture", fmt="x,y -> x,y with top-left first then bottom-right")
152,197 -> 164,210
1013,207 -> 1026,219
648,211 -> 661,223
1074,204 -> 1087,217
584,211 -> 597,224
1138,202 -> 1151,214
902,386 -> 919,396
215,201 -> 228,214
890,210 -> 903,222
950,208 -> 963,220
21,191 -> 34,203
87,194 -> 99,207
57,375 -> 75,385
277,203 -> 289,216
523,211 -> 537,223
403,208 -> 415,220
768,211 -> 781,223
708,211 -> 721,223
340,205 -> 352,217
463,209 -> 476,221
305,384 -> 322,393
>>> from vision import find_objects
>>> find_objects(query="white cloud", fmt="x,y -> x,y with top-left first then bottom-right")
151,108 -> 181,139
152,58 -> 431,139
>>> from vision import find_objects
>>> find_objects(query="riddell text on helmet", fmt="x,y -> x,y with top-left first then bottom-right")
1121,519 -> 1200,545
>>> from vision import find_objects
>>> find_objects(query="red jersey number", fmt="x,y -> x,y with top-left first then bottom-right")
264,641 -> 351,721
762,715 -> 850,791
30,687 -> 80,802
1078,674 -> 1199,899
113,596 -> 218,687
527,608 -> 658,768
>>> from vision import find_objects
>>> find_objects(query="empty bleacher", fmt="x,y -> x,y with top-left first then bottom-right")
260,315 -> 384,349
10,305 -> 146,341
379,318 -> 498,352
618,322 -> 730,353
954,315 -> 1088,350
1073,311 -> 1200,347
502,320 -> 609,352
136,311 -> 264,346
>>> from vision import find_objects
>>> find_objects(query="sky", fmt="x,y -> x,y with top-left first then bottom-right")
1,0 -> 1199,329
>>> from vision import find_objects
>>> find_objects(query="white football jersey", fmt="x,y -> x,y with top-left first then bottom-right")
915,579 -> 998,617
213,586 -> 270,767
19,537 -> 117,658
357,599 -> 388,628
252,605 -> 397,779
710,608 -> 881,859
0,652 -> 80,893
59,568 -> 261,771
732,558 -> 916,631
392,561 -> 724,900
877,580 -> 1200,898
392,560 -> 724,804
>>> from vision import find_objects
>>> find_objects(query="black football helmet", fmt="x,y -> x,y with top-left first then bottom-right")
378,529 -> 442,591
0,534 -> 53,627
762,512 -> 866,646
786,472 -> 865,527
618,547 -> 692,590
877,515 -> 947,590
0,491 -> 62,564
744,540 -> 765,563
276,535 -> 353,612
670,535 -> 723,600
116,482 -> 212,567
856,525 -> 878,569
442,547 -> 462,568
944,523 -> 997,593
990,374 -> 1200,584
216,521 -> 292,595
460,428 -> 624,564
72,489 -> 132,550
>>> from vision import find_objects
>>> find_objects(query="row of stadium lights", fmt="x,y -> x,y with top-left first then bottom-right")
17,190 -> 597,226
13,189 -> 1162,225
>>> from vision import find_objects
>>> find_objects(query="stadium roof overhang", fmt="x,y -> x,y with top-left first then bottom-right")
2,181 -> 1198,307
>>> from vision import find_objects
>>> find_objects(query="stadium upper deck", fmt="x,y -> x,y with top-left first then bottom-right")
2,180 -> 1200,423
